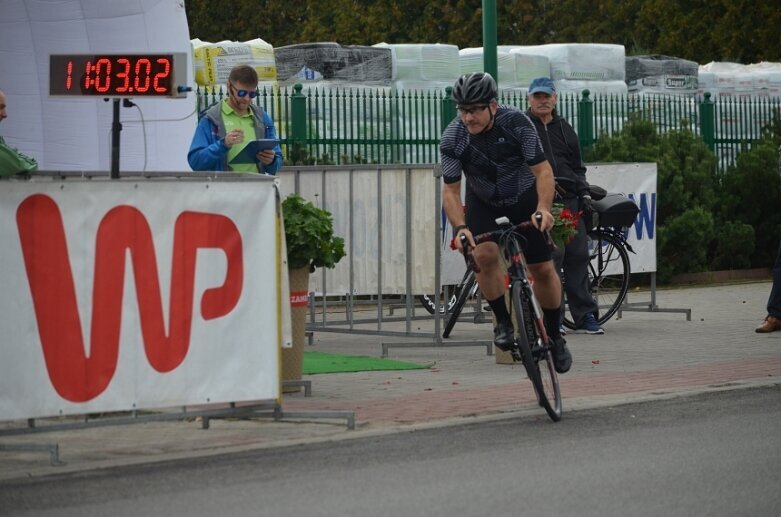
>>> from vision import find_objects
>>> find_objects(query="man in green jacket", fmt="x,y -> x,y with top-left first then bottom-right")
0,88 -> 38,176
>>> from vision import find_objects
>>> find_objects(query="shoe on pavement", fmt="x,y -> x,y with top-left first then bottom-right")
551,336 -> 572,374
559,325 -> 567,336
493,320 -> 514,351
575,313 -> 605,335
756,315 -> 781,333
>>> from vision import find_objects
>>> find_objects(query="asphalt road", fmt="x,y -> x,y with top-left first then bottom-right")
2,385 -> 779,517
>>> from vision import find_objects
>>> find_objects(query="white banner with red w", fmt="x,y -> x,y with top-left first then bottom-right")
0,177 -> 282,420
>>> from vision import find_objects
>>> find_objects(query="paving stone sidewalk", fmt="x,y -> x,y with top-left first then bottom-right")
1,281 -> 779,482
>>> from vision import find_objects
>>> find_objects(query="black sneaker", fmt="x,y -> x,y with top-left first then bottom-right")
493,320 -> 514,351
551,336 -> 572,374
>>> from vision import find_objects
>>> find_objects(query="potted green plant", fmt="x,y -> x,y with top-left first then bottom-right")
282,193 -> 346,272
280,194 -> 345,391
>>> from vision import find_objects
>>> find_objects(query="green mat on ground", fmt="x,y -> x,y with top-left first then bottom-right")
302,351 -> 431,375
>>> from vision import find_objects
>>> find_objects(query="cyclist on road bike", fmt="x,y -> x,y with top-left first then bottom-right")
440,72 -> 572,373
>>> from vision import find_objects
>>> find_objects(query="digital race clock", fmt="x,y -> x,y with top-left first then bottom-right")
49,53 -> 189,98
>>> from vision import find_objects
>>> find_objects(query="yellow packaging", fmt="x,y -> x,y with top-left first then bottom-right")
192,38 -> 277,86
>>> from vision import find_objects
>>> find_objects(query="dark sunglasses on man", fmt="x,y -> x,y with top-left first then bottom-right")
230,82 -> 258,99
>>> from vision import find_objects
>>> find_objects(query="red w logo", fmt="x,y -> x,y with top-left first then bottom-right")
16,194 -> 244,403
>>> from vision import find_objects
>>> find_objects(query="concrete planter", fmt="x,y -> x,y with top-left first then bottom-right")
282,266 -> 310,393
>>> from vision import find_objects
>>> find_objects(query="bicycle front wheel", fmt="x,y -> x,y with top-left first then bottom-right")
562,230 -> 631,329
511,280 -> 562,422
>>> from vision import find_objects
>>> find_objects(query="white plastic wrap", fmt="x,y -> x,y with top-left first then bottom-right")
374,43 -> 460,82
502,43 -> 626,81
459,48 -> 550,89
275,43 -> 394,86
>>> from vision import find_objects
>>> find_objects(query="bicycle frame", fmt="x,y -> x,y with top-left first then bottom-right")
500,229 -> 551,359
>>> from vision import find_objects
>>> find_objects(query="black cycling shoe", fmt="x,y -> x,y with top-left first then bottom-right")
551,336 -> 572,374
493,320 -> 514,351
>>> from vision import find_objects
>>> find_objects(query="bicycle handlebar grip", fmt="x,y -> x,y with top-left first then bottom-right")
459,234 -> 480,273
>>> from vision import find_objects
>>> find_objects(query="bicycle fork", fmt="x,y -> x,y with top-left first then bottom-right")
510,262 -> 552,362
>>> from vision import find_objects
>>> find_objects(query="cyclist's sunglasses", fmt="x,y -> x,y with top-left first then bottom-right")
457,104 -> 489,115
230,83 -> 259,99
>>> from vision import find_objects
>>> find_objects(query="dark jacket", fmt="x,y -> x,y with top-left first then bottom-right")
525,110 -> 589,199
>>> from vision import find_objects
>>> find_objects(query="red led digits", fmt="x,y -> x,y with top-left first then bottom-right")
50,54 -> 178,97
94,58 -> 112,93
154,57 -> 171,93
65,60 -> 73,90
116,58 -> 130,93
134,58 -> 151,93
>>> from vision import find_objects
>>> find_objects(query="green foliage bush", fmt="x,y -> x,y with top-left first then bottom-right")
586,114 -> 780,280
656,207 -> 715,282
711,222 -> 755,271
282,194 -> 346,271
717,141 -> 781,267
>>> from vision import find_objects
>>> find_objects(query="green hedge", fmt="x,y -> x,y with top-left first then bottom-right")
586,114 -> 781,281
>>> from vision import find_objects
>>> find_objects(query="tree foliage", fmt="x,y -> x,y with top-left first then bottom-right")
185,0 -> 781,63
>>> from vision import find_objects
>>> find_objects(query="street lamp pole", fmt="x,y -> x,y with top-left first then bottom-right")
482,0 -> 498,87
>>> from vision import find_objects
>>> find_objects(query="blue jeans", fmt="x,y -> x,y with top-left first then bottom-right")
768,239 -> 781,318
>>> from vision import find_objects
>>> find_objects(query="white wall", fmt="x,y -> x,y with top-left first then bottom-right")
0,0 -> 196,172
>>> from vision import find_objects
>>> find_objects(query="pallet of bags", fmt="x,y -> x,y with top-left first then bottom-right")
192,38 -> 277,87
501,43 -> 625,82
459,47 -> 549,93
625,54 -> 699,95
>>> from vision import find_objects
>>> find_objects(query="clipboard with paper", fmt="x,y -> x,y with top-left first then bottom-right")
229,139 -> 280,164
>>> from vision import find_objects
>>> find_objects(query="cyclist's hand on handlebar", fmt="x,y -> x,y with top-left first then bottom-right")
454,227 -> 475,252
532,210 -> 555,232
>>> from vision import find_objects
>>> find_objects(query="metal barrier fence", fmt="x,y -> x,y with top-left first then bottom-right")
197,85 -> 781,171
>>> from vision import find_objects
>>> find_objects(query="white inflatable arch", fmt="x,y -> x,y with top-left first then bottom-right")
0,0 -> 195,171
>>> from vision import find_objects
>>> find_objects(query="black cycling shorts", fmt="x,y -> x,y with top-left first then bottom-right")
464,187 -> 552,264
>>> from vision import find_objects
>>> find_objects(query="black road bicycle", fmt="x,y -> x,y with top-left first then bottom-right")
423,212 -> 635,337
461,216 -> 562,421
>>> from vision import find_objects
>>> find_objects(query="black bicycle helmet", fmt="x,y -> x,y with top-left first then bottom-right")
452,72 -> 497,105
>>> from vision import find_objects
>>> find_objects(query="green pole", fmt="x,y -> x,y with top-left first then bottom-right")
699,92 -> 715,152
577,89 -> 594,150
482,0 -> 498,87
289,83 -> 307,164
290,83 -> 306,142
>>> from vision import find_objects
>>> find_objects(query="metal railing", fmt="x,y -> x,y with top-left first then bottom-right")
197,85 -> 781,171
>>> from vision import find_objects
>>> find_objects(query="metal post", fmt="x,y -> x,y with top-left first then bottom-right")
699,92 -> 715,152
482,0 -> 498,85
110,99 -> 121,179
290,83 -> 307,163
577,90 -> 594,151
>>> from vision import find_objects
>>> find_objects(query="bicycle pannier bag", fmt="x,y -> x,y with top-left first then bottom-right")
593,193 -> 639,228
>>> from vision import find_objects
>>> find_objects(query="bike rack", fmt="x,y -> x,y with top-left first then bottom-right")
616,272 -> 692,320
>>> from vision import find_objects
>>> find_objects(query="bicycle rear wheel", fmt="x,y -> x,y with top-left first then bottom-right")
562,229 -> 631,329
418,268 -> 473,314
511,280 -> 562,422
442,271 -> 477,338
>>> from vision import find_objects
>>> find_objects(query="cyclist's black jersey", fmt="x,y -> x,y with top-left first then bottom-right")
440,105 -> 547,207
